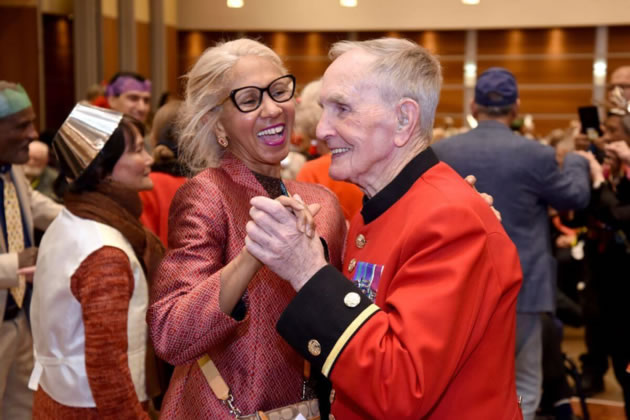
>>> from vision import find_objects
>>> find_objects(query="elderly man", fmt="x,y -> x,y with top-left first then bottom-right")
0,82 -> 61,419
610,65 -> 630,101
245,39 -> 523,419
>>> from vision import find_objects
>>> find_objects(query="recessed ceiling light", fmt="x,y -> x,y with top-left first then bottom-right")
227,0 -> 244,8
340,0 -> 358,7
462,0 -> 480,4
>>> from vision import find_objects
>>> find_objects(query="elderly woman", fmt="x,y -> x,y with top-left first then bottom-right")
29,104 -> 164,419
147,39 -> 346,418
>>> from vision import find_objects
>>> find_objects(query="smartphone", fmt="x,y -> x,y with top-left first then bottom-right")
578,106 -> 602,138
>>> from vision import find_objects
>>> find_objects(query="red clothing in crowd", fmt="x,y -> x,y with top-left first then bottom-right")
297,153 -> 363,221
139,172 -> 186,247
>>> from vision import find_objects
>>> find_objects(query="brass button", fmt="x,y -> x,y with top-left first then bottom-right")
329,415 -> 336,420
347,258 -> 356,272
344,292 -> 361,308
329,388 -> 336,404
308,339 -> 321,356
355,234 -> 366,248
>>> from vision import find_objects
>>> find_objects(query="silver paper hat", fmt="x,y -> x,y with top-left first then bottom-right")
53,103 -> 123,180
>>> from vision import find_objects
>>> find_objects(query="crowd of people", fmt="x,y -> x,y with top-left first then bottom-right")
0,35 -> 628,420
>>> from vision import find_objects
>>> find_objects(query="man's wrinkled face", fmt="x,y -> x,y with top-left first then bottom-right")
316,49 -> 397,192
108,90 -> 151,123
0,107 -> 38,165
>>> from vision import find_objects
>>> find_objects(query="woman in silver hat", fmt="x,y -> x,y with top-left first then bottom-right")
147,39 -> 346,418
29,104 -> 163,419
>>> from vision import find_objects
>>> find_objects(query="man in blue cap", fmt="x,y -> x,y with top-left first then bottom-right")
433,67 -> 591,420
0,82 -> 61,419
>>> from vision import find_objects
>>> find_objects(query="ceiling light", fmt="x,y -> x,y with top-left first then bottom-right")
227,0 -> 244,8
462,0 -> 480,4
340,0 -> 357,7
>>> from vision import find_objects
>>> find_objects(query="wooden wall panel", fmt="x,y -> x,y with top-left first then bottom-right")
518,88 -> 592,114
43,14 -> 74,131
102,16 -> 118,82
166,25 -> 180,96
608,26 -> 630,53
136,21 -> 151,79
477,58 -> 594,84
478,28 -> 595,55
0,6 -> 40,124
437,88 -> 463,115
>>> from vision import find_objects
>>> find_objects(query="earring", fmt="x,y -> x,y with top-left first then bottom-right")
217,137 -> 229,148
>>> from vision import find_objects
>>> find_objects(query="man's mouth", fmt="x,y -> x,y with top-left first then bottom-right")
257,124 -> 286,146
330,147 -> 351,156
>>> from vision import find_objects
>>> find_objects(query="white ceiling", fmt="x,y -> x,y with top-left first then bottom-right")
177,0 -> 630,31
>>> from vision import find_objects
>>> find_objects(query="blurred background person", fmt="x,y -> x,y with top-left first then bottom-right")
139,99 -> 187,247
23,141 -> 59,203
0,82 -> 61,420
106,72 -> 152,126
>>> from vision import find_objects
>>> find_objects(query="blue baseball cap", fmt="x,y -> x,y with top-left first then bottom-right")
475,67 -> 518,107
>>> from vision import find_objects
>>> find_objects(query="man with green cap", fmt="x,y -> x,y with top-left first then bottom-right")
0,81 -> 61,419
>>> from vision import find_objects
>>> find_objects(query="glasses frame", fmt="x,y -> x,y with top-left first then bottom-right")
219,74 -> 297,113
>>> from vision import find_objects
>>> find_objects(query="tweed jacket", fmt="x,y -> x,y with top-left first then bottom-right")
433,120 -> 590,312
0,165 -> 61,316
147,153 -> 346,418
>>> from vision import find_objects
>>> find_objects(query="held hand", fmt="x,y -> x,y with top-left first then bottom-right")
465,175 -> 502,221
246,196 -> 327,291
17,266 -> 36,283
605,141 -> 630,166
276,194 -> 321,238
575,150 -> 605,186
18,247 -> 38,268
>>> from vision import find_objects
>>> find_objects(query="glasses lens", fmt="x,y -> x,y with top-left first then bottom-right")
234,88 -> 261,112
270,76 -> 295,102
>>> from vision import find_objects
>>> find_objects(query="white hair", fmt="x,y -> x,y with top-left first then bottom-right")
178,38 -> 287,173
329,38 -> 442,143
294,79 -> 322,148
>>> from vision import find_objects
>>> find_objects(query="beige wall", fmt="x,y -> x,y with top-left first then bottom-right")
177,0 -> 630,31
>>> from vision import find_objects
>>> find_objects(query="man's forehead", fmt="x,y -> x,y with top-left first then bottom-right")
611,66 -> 630,83
0,106 -> 35,125
121,90 -> 151,98
321,51 -> 375,99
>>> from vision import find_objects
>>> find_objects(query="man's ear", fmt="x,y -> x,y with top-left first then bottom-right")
394,98 -> 420,147
470,100 -> 479,119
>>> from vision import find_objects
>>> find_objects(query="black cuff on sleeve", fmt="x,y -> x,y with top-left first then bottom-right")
276,264 -> 378,376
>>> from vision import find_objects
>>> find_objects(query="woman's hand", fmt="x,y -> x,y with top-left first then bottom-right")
464,175 -> 502,221
276,194 -> 321,238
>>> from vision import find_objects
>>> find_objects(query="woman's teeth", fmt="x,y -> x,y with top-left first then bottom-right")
331,148 -> 350,155
257,126 -> 284,137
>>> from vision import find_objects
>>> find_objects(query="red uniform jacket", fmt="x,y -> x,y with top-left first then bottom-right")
147,153 -> 346,418
277,148 -> 523,419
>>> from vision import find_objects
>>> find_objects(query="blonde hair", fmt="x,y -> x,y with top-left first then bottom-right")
329,38 -> 442,143
178,39 -> 287,173
294,79 -> 322,150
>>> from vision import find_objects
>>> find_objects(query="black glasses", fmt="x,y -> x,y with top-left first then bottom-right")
219,74 -> 296,113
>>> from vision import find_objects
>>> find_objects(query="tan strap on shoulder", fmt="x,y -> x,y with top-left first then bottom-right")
197,354 -> 231,401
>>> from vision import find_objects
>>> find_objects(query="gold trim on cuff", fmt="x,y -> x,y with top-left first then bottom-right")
321,304 -> 380,377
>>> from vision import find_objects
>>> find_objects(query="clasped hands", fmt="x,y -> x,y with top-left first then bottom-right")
245,195 -> 328,292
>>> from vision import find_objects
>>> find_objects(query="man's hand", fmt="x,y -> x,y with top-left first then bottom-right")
18,247 -> 37,268
605,141 -> 630,166
575,150 -> 605,187
246,197 -> 328,291
464,175 -> 502,221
